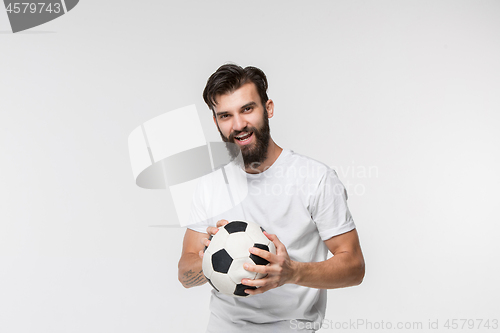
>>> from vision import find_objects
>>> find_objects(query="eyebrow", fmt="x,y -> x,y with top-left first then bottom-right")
240,102 -> 257,110
215,102 -> 258,117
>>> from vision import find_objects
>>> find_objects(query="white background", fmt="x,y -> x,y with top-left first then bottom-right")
1,1 -> 499,332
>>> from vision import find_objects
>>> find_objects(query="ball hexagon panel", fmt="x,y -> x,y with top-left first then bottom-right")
227,257 -> 257,284
209,227 -> 230,252
210,271 -> 237,295
245,221 -> 270,244
224,232 -> 254,259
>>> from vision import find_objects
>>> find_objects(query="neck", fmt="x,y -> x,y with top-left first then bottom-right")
245,139 -> 282,174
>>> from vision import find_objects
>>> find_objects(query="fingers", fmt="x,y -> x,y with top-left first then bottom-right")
245,285 -> 272,295
241,233 -> 289,296
216,219 -> 229,227
249,246 -> 274,262
243,262 -> 269,274
206,220 -> 229,236
200,237 -> 211,248
241,276 -> 277,295
264,231 -> 280,245
245,287 -> 268,295
206,226 -> 218,235
241,275 -> 268,288
202,220 -> 229,252
264,231 -> 286,254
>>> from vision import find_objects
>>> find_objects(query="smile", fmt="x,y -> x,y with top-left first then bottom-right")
234,132 -> 253,145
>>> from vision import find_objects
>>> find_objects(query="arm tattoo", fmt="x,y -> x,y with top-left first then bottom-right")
181,269 -> 206,287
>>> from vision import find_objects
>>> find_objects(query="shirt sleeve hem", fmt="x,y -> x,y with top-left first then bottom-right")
318,219 -> 356,241
186,225 -> 209,234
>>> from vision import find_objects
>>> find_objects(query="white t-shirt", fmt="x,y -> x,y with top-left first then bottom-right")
187,149 -> 356,332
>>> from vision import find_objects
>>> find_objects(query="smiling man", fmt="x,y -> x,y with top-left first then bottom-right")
178,64 -> 365,332
205,65 -> 277,173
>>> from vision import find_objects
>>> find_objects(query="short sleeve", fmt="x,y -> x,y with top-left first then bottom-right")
309,168 -> 356,241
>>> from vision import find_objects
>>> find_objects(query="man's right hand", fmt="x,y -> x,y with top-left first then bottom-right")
199,219 -> 229,259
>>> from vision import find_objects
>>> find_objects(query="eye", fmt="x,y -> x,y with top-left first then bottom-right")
243,106 -> 253,112
219,114 -> 229,119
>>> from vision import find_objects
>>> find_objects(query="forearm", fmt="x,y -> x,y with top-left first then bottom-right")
178,253 -> 207,288
291,252 -> 365,289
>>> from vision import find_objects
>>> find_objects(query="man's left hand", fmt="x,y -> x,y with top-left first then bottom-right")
241,231 -> 297,295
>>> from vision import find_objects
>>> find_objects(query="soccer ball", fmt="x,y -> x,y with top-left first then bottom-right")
202,220 -> 276,297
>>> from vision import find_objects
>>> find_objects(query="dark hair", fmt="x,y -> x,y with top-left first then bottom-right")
203,64 -> 269,114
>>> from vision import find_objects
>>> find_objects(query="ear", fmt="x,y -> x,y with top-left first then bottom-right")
265,99 -> 275,118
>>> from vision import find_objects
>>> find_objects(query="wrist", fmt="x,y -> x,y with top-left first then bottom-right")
289,260 -> 302,285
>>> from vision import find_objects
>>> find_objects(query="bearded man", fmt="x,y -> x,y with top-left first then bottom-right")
178,64 -> 365,333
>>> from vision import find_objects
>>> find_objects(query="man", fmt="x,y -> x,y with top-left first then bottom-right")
178,64 -> 365,332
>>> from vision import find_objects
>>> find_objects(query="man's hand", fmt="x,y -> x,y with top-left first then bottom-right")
240,231 -> 298,295
198,219 -> 229,259
241,229 -> 365,293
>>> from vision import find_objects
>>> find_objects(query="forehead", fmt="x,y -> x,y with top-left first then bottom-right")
214,82 -> 260,111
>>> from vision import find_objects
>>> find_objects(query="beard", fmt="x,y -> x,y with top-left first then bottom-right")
217,110 -> 271,170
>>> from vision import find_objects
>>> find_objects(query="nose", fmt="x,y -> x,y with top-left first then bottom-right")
232,113 -> 247,132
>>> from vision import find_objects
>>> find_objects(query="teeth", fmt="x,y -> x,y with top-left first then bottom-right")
236,132 -> 252,140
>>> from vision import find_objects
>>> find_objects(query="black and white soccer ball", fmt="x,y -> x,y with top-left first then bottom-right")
202,220 -> 276,297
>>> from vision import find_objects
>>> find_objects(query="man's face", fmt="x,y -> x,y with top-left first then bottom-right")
212,82 -> 273,169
